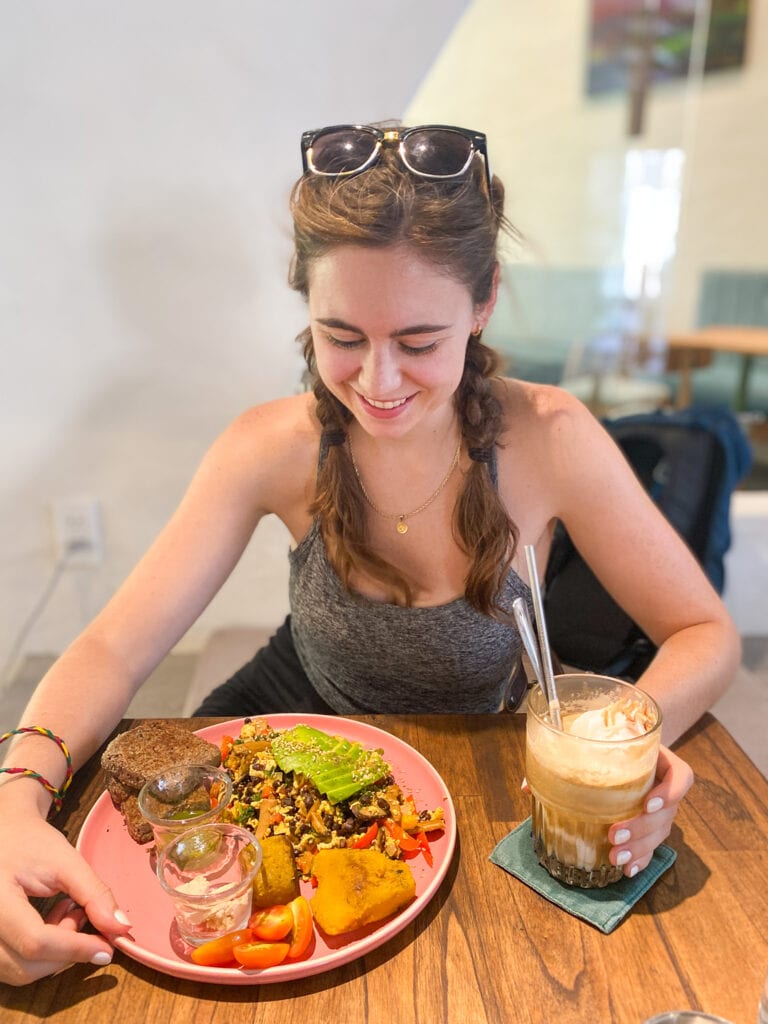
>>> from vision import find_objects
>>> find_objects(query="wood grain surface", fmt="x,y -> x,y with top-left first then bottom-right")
1,713 -> 766,1024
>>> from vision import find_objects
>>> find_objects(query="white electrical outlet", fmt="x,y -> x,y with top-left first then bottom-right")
52,498 -> 104,565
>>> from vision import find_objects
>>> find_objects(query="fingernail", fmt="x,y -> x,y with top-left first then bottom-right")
614,828 -> 631,844
616,849 -> 632,865
629,863 -> 640,878
520,776 -> 528,790
90,950 -> 112,966
114,909 -> 131,926
646,796 -> 664,813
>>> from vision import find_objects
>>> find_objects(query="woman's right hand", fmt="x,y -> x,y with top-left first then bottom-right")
0,810 -> 132,986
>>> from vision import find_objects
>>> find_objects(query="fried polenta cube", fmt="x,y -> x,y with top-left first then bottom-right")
252,835 -> 300,908
310,848 -> 416,935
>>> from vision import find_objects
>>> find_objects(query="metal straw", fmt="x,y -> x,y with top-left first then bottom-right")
523,544 -> 563,730
512,597 -> 543,685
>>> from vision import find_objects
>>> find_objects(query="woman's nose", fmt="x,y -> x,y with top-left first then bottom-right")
358,344 -> 401,395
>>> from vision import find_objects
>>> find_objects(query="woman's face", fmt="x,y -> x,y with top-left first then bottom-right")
308,244 -> 492,440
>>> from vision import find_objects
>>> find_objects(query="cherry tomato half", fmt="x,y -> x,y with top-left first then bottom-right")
249,904 -> 294,942
232,941 -> 290,969
287,895 -> 313,959
190,928 -> 253,967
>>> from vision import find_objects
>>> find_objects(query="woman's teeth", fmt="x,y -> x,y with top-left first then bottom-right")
366,397 -> 408,410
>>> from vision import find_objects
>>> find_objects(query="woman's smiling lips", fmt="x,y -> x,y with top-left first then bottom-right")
356,393 -> 416,418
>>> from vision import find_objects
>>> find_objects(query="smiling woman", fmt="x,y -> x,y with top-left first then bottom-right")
0,122 -> 741,986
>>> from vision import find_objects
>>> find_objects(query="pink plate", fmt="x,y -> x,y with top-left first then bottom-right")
76,714 -> 456,984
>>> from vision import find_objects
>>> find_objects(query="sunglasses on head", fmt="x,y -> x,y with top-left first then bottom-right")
301,124 -> 491,192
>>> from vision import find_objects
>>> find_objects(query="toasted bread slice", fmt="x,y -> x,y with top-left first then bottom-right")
105,772 -> 135,808
101,720 -> 220,791
120,793 -> 154,845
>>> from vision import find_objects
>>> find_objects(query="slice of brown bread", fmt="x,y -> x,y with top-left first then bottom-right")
120,794 -> 154,845
105,772 -> 135,809
101,720 -> 221,792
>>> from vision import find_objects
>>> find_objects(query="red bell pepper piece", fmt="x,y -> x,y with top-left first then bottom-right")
350,821 -> 379,849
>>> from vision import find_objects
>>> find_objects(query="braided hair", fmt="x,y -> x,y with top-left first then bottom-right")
289,137 -> 519,618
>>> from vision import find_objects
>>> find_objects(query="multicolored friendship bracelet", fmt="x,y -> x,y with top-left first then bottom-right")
0,726 -> 73,812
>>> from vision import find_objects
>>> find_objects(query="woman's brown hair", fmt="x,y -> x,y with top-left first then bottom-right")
289,136 -> 519,619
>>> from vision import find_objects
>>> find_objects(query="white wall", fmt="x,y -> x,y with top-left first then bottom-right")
0,1 -> 469,680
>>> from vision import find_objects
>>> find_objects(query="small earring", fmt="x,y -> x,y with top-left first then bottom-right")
471,325 -> 482,337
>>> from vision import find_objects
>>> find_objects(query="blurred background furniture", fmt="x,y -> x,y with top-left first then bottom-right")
665,270 -> 768,414
667,325 -> 768,410
485,264 -> 768,419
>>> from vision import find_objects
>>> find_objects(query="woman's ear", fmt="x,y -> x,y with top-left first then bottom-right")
476,262 -> 500,330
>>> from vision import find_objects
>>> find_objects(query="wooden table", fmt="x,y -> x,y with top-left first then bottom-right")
2,714 -> 767,1024
667,324 -> 768,410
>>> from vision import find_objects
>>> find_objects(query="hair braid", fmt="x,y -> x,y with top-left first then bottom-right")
454,335 -> 518,618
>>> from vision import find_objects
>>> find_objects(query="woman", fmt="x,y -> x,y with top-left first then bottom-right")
0,124 -> 740,984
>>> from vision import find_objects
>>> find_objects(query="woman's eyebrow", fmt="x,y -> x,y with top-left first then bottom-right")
314,317 -> 449,337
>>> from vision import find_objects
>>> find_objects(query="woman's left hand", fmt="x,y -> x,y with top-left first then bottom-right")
608,745 -> 694,878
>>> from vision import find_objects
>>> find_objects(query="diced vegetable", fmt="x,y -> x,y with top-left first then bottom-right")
384,819 -> 420,852
349,821 -> 379,849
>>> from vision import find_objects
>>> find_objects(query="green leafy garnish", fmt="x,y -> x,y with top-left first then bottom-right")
270,725 -> 390,804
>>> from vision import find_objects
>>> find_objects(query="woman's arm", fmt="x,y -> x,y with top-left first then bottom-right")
525,388 -> 740,880
0,395 -> 316,983
543,390 -> 740,744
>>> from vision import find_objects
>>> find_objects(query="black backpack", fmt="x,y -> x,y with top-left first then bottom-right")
543,406 -> 752,681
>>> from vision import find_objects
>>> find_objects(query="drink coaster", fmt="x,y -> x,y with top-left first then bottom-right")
489,817 -> 677,934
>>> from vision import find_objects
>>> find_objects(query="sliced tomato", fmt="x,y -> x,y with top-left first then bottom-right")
190,928 -> 252,967
349,821 -> 379,849
249,904 -> 294,942
233,940 -> 290,969
220,734 -> 235,761
286,895 -> 313,959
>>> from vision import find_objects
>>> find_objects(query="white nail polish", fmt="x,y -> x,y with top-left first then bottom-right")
616,849 -> 632,865
646,796 -> 664,813
90,950 -> 112,966
614,828 -> 631,844
114,909 -> 131,926
629,864 -> 640,878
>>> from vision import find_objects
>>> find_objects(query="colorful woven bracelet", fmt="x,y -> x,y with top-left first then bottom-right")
0,727 -> 74,811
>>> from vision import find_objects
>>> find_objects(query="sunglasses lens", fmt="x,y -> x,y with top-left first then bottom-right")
402,129 -> 474,177
310,129 -> 378,175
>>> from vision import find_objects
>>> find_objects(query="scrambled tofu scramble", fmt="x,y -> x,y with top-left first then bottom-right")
220,718 -> 444,877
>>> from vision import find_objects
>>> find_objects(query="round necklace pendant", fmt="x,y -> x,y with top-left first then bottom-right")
396,519 -> 409,535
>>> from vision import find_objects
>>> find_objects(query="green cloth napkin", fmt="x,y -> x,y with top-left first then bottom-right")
489,817 -> 677,934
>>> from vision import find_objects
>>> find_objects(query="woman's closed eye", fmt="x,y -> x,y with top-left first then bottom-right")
325,333 -> 437,356
326,333 -> 365,350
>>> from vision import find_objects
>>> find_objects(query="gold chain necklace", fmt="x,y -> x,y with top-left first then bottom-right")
348,436 -> 462,535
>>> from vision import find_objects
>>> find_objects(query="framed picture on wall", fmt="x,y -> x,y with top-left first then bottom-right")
586,0 -> 750,97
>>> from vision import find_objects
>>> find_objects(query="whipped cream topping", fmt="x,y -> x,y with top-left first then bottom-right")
567,696 -> 654,741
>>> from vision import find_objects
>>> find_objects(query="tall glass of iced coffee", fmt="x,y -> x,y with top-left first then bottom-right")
526,673 -> 662,888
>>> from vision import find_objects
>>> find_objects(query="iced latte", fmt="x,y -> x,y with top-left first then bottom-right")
526,674 -> 662,888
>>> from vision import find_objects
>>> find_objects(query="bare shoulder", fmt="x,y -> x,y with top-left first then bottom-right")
199,392 -> 321,515
496,377 -> 600,452
224,392 -> 319,454
493,378 -> 635,515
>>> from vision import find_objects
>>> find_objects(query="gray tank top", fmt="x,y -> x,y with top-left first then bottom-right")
288,452 -> 531,713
